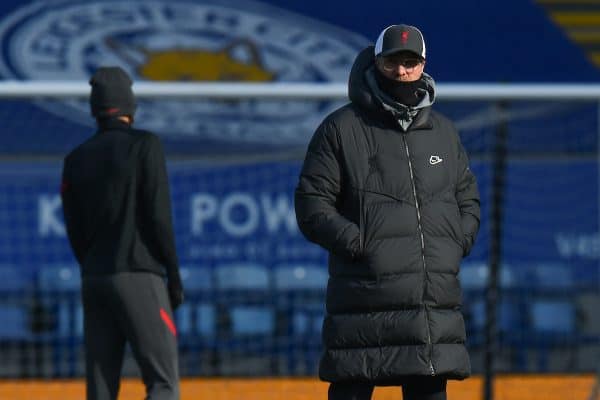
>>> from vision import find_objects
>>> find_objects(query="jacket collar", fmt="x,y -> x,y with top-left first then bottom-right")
96,117 -> 132,132
408,106 -> 432,130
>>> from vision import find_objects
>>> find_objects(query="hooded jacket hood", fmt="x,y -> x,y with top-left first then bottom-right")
348,46 -> 436,130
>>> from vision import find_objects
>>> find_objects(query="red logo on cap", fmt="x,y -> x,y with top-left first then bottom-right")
401,31 -> 409,44
106,107 -> 120,114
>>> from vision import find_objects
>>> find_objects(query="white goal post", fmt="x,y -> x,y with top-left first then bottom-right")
1,81 -> 600,100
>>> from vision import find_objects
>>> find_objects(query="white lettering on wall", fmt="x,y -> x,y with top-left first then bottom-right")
38,194 -> 65,236
555,233 -> 600,259
260,193 -> 297,233
191,194 -> 218,235
190,192 -> 298,237
38,192 -> 299,238
220,193 -> 259,237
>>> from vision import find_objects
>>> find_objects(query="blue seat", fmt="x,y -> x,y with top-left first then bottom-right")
272,264 -> 326,373
0,265 -> 31,330
38,265 -> 81,291
176,302 -> 216,337
196,303 -> 216,337
460,262 -> 517,291
36,265 -> 83,377
38,265 -> 82,338
215,263 -> 269,290
292,305 -> 324,336
468,299 -> 521,333
529,299 -> 579,370
531,263 -> 573,290
213,263 -> 275,343
465,298 -> 522,355
461,263 -> 524,356
0,305 -> 30,340
176,304 -> 193,335
230,306 -> 274,336
530,300 -> 575,335
273,264 -> 328,290
179,265 -> 213,291
459,263 -> 488,290
176,266 -> 215,337
0,265 -> 31,340
274,264 -> 326,336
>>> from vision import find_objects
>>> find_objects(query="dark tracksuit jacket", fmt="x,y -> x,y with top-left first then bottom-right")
61,117 -> 181,400
295,47 -> 480,384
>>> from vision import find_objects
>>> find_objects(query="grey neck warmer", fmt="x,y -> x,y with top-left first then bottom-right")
365,67 -> 436,131
373,67 -> 426,107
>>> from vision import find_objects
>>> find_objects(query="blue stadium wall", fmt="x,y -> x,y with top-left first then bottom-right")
1,158 -> 598,284
0,0 -> 598,284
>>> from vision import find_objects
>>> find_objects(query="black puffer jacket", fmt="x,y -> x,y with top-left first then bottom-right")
295,47 -> 480,383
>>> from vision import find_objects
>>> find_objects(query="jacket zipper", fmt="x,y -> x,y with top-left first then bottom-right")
401,134 -> 436,376
359,188 -> 365,253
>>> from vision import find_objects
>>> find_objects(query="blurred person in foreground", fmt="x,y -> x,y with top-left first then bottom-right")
61,66 -> 183,400
295,24 -> 480,400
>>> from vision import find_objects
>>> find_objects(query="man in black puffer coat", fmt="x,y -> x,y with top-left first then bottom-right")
295,24 -> 480,400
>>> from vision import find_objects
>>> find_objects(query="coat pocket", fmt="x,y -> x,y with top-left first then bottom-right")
449,202 -> 466,251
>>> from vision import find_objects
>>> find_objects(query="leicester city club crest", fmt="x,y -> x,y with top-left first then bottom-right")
0,0 -> 368,150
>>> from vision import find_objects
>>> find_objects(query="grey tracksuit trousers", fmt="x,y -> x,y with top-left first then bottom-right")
82,272 -> 179,400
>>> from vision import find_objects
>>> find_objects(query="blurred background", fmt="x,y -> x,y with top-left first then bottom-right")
0,0 -> 598,399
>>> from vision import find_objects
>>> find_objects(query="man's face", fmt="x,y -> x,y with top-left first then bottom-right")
376,51 -> 425,82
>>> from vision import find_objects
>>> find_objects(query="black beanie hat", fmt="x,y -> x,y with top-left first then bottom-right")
89,66 -> 136,118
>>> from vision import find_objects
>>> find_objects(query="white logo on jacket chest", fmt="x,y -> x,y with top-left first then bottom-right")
429,155 -> 443,165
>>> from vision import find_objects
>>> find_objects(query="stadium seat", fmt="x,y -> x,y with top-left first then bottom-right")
214,262 -> 270,290
0,264 -> 32,339
212,262 -> 276,374
274,264 -> 327,374
196,303 -> 216,337
531,263 -> 573,290
173,266 -> 216,374
529,299 -> 579,370
36,265 -> 82,378
291,305 -> 324,336
176,303 -> 192,335
179,265 -> 213,291
273,264 -> 328,290
213,262 -> 274,334
229,306 -> 274,336
467,299 -> 521,333
176,266 -> 215,337
0,305 -> 31,340
37,265 -> 82,338
459,262 -> 518,290
530,300 -> 575,335
215,262 -> 273,331
273,263 -> 326,336
38,265 -> 81,291
177,302 -> 216,336
465,297 -> 523,363
459,262 -> 488,290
